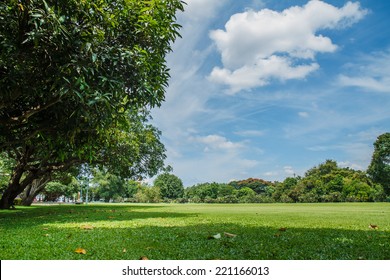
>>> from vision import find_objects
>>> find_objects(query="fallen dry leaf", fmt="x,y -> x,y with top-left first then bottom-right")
74,248 -> 87,254
44,234 -> 50,237
139,256 -> 149,260
107,216 -> 115,219
224,232 -> 237,238
369,224 -> 379,229
43,228 -> 49,230
279,227 -> 287,232
81,225 -> 94,230
123,248 -> 127,253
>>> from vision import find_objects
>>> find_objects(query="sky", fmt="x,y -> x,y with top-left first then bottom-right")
151,0 -> 390,187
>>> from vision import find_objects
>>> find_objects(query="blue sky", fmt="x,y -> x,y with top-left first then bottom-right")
151,0 -> 390,186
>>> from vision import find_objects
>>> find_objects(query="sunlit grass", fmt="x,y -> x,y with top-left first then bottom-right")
0,203 -> 389,259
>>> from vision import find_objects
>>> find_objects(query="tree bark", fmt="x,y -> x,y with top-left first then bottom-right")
0,147 -> 38,209
21,176 -> 51,206
0,157 -> 26,209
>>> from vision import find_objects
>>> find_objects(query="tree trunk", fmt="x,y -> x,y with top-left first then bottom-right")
21,176 -> 51,206
21,193 -> 35,207
0,163 -> 39,209
0,182 -> 22,209
0,160 -> 26,209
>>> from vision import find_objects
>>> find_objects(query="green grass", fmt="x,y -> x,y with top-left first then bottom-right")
0,203 -> 389,260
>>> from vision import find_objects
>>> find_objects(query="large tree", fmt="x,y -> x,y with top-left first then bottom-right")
368,133 -> 390,196
154,173 -> 184,199
0,0 -> 184,209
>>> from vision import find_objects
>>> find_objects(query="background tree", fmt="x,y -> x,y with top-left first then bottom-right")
124,180 -> 140,200
368,133 -> 390,196
0,0 -> 184,209
135,184 -> 161,203
154,173 -> 184,200
42,180 -> 78,202
229,178 -> 272,194
91,169 -> 126,202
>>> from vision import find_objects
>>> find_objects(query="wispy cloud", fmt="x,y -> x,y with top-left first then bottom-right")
234,129 -> 266,137
209,0 -> 368,93
150,1 -> 388,186
189,134 -> 245,152
298,111 -> 310,118
338,49 -> 390,93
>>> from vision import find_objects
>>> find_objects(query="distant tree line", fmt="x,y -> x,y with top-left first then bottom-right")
3,133 -> 390,205
183,160 -> 386,203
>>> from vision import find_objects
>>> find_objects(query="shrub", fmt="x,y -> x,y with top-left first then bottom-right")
175,198 -> 188,203
216,195 -> 239,204
298,192 -> 319,203
280,194 -> 294,203
321,192 -> 343,202
252,194 -> 274,203
204,196 -> 217,203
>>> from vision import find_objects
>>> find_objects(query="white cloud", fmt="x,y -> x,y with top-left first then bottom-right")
338,49 -> 390,93
210,56 -> 319,94
283,166 -> 296,176
264,171 -> 278,177
180,0 -> 228,22
338,76 -> 390,93
235,129 -> 266,137
298,111 -> 310,118
209,0 -> 368,93
190,134 -> 244,151
307,139 -> 376,171
338,161 -> 364,170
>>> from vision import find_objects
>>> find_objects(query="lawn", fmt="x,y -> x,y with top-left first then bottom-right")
0,203 -> 389,260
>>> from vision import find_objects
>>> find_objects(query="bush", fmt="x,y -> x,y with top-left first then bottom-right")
216,195 -> 239,203
252,194 -> 274,203
123,198 -> 137,203
175,198 -> 188,203
321,192 -> 343,202
298,192 -> 319,203
188,196 -> 202,203
204,197 -> 217,203
280,194 -> 294,203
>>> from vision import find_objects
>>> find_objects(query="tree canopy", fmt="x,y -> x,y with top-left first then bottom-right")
154,173 -> 184,199
368,133 -> 390,195
0,0 -> 184,208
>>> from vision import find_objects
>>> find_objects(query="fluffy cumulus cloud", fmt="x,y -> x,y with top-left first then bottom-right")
209,0 -> 368,93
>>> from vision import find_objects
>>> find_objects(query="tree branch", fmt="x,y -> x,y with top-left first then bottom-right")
0,96 -> 61,125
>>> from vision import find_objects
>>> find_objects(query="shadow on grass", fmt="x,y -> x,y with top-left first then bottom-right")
0,204 -> 180,227
0,204 -> 389,260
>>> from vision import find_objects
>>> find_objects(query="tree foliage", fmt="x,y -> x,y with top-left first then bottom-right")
367,133 -> 390,196
184,160 -> 385,203
229,178 -> 272,194
135,184 -> 161,203
42,179 -> 78,202
0,0 -> 184,208
0,153 -> 13,192
90,169 -> 127,202
154,173 -> 184,199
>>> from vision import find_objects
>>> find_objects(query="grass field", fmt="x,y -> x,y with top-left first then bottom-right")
0,203 -> 389,260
